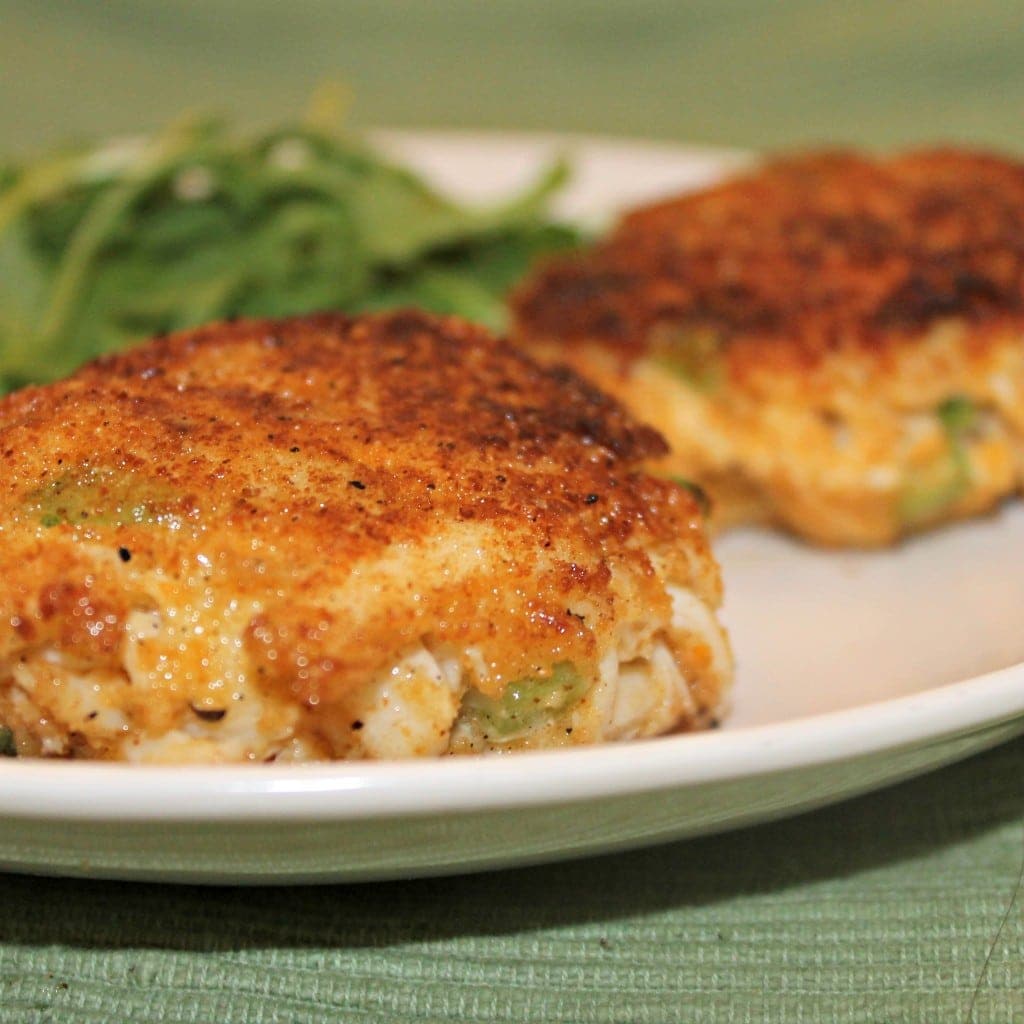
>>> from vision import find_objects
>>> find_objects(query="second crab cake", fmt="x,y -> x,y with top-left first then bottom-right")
513,149 -> 1024,546
0,311 -> 731,762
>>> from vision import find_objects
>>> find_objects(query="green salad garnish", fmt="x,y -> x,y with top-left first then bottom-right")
0,104 -> 581,394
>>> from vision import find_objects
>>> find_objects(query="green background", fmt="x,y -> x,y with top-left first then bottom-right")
1,2 -> 1023,1021
3,0 -> 1024,154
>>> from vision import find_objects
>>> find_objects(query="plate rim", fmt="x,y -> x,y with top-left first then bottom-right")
1,660 -> 1021,822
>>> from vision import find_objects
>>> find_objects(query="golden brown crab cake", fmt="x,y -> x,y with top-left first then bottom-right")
513,148 -> 1024,546
0,311 -> 731,763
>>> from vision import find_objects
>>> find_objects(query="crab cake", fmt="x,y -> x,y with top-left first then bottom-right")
0,311 -> 731,763
513,148 -> 1024,546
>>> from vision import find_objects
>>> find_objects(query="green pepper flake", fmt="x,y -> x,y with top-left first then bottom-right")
937,395 -> 978,436
668,476 -> 712,517
0,726 -> 17,757
650,324 -> 724,393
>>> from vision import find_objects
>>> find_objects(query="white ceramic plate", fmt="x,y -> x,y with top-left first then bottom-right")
2,133 -> 1023,884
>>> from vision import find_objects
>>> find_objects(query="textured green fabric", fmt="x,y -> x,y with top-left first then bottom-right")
0,739 -> 1021,1023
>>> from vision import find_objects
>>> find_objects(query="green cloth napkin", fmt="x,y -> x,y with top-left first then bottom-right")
0,738 -> 1020,1023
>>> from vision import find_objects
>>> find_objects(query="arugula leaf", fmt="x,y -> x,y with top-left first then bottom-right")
0,114 -> 578,394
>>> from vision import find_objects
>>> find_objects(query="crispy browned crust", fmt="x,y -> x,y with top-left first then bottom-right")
0,311 -> 711,715
513,148 -> 1024,381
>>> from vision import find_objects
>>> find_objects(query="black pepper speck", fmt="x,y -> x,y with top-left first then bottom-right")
190,704 -> 227,722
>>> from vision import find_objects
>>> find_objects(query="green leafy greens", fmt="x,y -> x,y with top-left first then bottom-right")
0,112 -> 581,394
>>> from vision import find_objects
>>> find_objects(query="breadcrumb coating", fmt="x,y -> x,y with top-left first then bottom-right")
0,311 -> 729,759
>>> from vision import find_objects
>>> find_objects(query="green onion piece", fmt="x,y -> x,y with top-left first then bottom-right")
937,395 -> 978,436
899,396 -> 978,525
650,324 -> 723,392
460,662 -> 588,739
667,476 -> 712,516
26,466 -> 179,529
